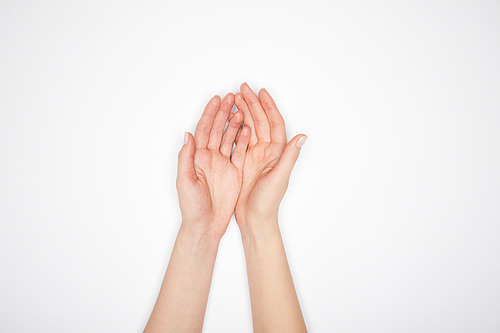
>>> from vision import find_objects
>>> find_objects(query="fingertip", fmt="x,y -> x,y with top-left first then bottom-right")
211,94 -> 221,104
233,110 -> 244,122
241,125 -> 251,138
183,131 -> 195,146
207,95 -> 221,110
295,134 -> 308,148
179,132 -> 194,158
235,93 -> 249,111
223,92 -> 235,103
235,92 -> 245,104
241,82 -> 252,93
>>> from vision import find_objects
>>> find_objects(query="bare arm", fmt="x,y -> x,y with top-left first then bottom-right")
240,221 -> 306,332
234,83 -> 308,332
144,226 -> 220,332
144,93 -> 250,332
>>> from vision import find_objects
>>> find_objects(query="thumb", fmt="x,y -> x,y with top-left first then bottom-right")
177,131 -> 196,183
271,134 -> 308,184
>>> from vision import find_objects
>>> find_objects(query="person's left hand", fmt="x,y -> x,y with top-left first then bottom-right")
176,93 -> 251,241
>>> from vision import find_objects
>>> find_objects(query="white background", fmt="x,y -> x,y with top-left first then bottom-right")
1,1 -> 499,332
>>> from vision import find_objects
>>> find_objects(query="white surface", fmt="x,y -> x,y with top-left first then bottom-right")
1,1 -> 500,332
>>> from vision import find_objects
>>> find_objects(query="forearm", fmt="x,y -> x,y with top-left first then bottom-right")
240,219 -> 307,333
145,223 -> 220,333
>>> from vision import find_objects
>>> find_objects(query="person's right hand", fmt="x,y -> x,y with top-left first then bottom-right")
233,83 -> 307,235
177,94 -> 250,241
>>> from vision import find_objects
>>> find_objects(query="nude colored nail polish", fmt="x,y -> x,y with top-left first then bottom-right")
184,132 -> 188,145
296,135 -> 308,148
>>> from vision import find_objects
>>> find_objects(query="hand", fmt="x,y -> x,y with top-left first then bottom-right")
176,93 -> 251,240
234,83 -> 307,234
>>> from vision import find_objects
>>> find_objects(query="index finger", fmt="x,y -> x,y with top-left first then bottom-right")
258,88 -> 287,144
194,95 -> 221,148
240,82 -> 271,143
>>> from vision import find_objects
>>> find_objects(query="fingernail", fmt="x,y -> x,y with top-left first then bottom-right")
184,132 -> 189,145
296,135 -> 308,148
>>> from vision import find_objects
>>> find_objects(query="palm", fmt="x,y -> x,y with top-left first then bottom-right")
235,142 -> 284,222
190,149 -> 241,230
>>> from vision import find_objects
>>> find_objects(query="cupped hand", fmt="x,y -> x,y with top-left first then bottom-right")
177,93 -> 251,240
234,83 -> 307,233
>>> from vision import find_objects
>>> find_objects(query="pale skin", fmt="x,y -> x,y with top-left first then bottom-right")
144,83 -> 307,332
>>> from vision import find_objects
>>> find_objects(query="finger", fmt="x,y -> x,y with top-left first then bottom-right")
258,88 -> 287,144
231,126 -> 251,173
234,125 -> 242,143
177,132 -> 196,185
270,134 -> 307,185
207,93 -> 234,151
240,82 -> 271,143
235,92 -> 258,146
195,95 -> 221,148
220,111 -> 244,158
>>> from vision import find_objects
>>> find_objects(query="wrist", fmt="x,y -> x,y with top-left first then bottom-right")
178,221 -> 223,246
238,217 -> 281,246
